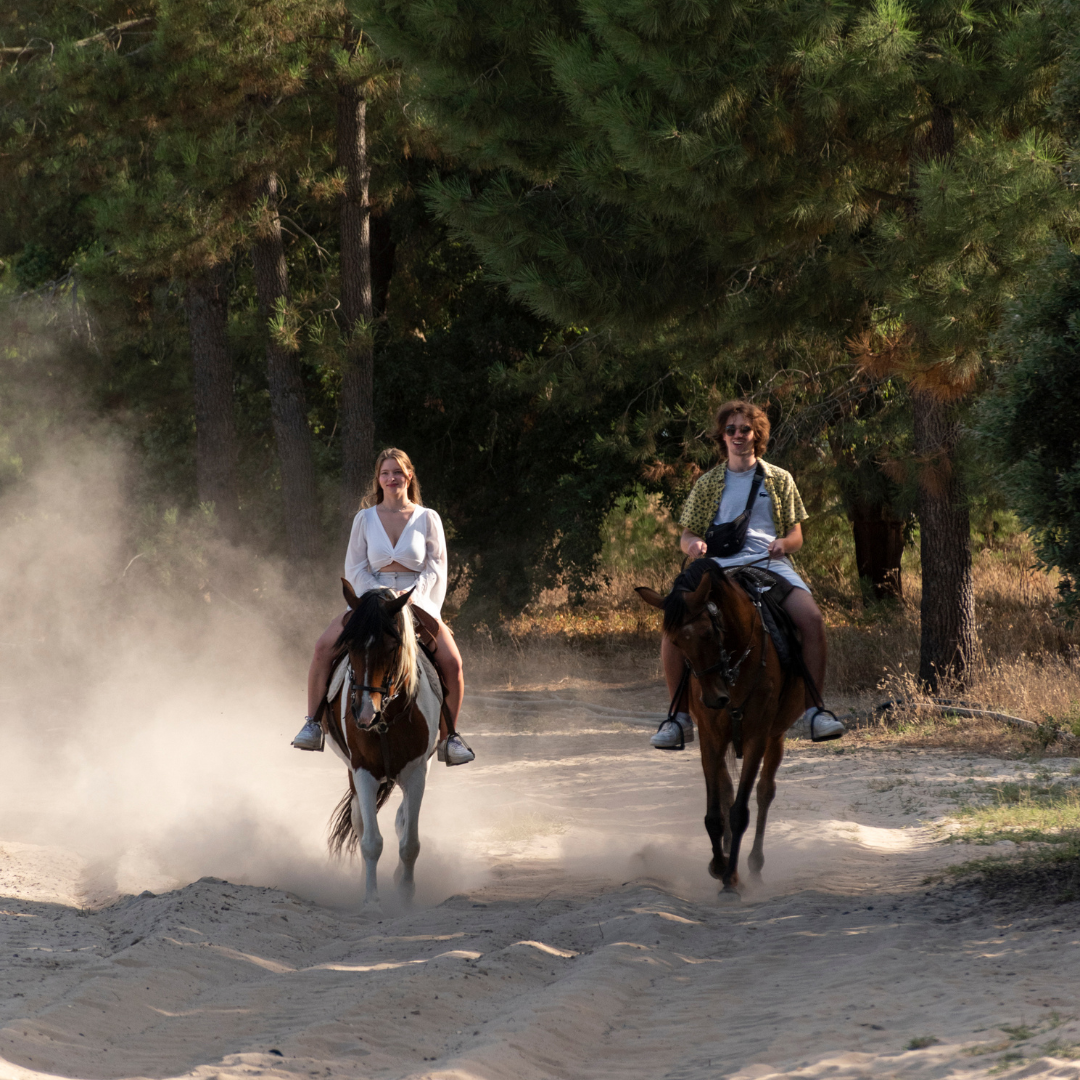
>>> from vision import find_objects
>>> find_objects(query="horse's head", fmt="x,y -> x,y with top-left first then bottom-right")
637,569 -> 732,711
338,578 -> 419,728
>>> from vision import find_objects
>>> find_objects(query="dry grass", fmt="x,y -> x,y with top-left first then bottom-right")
458,522 -> 1080,754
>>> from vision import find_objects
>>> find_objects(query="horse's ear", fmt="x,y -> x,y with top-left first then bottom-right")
384,587 -> 414,617
342,578 -> 359,609
635,586 -> 665,609
686,570 -> 713,612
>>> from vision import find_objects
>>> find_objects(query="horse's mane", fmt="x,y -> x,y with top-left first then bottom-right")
662,560 -> 728,633
335,589 -> 419,699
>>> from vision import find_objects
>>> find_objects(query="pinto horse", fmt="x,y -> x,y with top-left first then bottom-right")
324,580 -> 442,904
637,560 -> 805,894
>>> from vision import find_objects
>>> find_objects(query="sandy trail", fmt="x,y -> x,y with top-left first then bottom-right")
2,691 -> 1080,1080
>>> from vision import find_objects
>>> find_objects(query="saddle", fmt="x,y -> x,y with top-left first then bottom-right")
727,565 -> 798,671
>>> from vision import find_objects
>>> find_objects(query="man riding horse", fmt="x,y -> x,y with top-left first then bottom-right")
651,400 -> 845,748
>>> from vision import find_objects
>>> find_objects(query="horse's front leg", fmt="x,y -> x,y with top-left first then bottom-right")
354,767 -> 384,904
747,735 -> 784,880
697,711 -> 730,881
722,740 -> 766,894
393,757 -> 429,905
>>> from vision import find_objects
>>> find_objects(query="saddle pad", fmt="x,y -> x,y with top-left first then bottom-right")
416,647 -> 443,705
327,652 -> 351,704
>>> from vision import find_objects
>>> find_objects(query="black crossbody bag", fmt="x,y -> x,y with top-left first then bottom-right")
703,463 -> 765,558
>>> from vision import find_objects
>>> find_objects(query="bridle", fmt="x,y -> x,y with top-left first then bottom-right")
681,590 -> 770,757
347,630 -> 403,736
688,599 -> 759,690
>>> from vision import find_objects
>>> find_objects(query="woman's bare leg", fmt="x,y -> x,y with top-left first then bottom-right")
782,588 -> 826,708
307,612 -> 349,717
432,622 -> 464,739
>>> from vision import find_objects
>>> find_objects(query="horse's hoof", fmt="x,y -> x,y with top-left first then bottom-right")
718,885 -> 741,902
708,858 -> 725,881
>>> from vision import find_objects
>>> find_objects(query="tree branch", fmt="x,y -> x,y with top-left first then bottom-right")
1,16 -> 154,64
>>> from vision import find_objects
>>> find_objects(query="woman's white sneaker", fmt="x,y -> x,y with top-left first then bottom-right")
439,733 -> 475,765
804,707 -> 845,742
291,717 -> 325,751
651,713 -> 695,749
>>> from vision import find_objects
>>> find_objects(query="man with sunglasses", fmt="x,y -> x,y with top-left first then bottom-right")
651,399 -> 845,748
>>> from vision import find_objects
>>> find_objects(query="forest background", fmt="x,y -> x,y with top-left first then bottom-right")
4,0 -> 1080,721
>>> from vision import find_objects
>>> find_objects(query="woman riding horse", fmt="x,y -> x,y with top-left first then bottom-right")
292,447 -> 475,765
652,400 -> 845,748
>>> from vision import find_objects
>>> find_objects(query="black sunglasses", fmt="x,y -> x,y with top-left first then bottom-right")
724,424 -> 753,436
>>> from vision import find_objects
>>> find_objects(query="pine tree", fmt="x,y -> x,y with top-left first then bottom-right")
366,0 -> 1073,684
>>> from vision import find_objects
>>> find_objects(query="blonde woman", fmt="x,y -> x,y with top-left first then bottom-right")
292,448 -> 474,765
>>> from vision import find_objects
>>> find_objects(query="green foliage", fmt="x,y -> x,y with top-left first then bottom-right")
599,488 -> 679,580
981,247 -> 1080,618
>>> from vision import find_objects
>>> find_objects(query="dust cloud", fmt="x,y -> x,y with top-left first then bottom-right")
0,435 -> 499,909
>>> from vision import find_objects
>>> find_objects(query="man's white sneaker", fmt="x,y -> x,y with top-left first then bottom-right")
651,714 -> 695,750
804,707 -> 845,742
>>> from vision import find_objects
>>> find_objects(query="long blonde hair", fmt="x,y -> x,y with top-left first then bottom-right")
361,448 -> 423,509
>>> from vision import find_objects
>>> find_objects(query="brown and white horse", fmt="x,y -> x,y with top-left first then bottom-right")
637,561 -> 805,894
325,580 -> 442,905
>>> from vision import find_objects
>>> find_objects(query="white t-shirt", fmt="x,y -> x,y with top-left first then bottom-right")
344,505 -> 448,620
711,466 -> 808,592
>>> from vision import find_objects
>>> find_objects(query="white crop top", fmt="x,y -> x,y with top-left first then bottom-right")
344,505 -> 448,620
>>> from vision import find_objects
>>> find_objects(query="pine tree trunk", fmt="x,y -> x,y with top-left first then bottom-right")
250,173 -> 321,562
914,390 -> 976,689
337,68 -> 374,532
184,265 -> 239,538
910,101 -> 976,688
850,506 -> 904,601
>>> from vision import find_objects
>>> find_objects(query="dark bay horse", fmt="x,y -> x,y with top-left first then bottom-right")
637,560 -> 805,894
325,580 -> 442,904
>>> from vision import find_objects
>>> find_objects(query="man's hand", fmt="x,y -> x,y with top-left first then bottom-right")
688,539 -> 708,559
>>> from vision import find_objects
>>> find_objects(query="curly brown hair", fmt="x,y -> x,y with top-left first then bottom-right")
709,400 -> 771,460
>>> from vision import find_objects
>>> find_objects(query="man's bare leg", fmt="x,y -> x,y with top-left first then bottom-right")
653,633 -> 693,747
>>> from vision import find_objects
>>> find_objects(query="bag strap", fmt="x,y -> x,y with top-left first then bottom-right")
736,461 -> 766,518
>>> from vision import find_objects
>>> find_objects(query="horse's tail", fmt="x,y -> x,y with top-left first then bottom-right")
376,778 -> 396,811
328,788 -> 359,858
327,778 -> 398,858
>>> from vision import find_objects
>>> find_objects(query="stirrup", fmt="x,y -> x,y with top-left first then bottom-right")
651,717 -> 691,751
808,708 -> 845,743
438,733 -> 475,766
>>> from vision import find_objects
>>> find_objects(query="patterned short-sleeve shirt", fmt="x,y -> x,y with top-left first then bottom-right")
678,459 -> 808,541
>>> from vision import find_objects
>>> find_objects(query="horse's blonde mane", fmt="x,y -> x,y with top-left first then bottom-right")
393,604 -> 419,700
